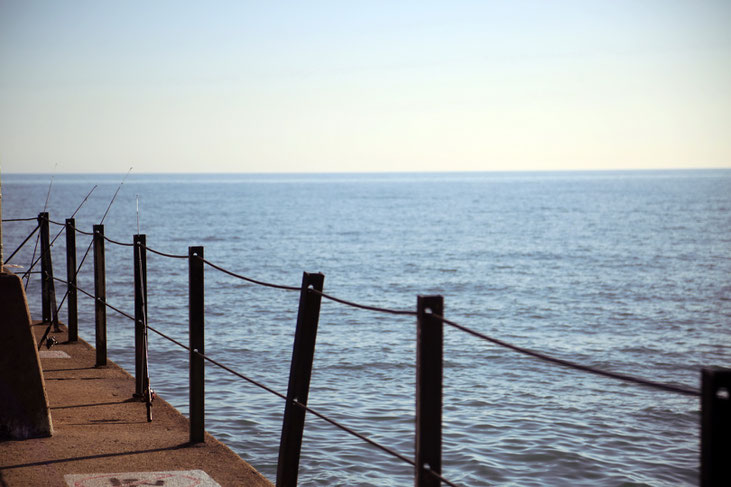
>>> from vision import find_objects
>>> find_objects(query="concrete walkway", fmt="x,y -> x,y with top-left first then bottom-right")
0,322 -> 273,487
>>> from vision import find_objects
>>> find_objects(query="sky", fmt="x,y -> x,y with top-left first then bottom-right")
0,0 -> 730,174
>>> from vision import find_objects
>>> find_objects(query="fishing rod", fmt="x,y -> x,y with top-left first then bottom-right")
100,167 -> 133,224
38,168 -> 133,350
20,185 -> 98,282
133,192 -> 154,420
135,238 -> 154,421
27,184 -> 98,335
53,168 -> 131,312
25,166 -> 56,290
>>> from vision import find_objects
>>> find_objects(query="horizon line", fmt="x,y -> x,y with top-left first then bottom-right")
2,166 -> 730,176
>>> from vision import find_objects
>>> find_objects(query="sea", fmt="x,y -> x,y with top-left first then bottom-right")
2,170 -> 729,487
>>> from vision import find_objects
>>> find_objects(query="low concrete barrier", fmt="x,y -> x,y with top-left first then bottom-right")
0,271 -> 53,439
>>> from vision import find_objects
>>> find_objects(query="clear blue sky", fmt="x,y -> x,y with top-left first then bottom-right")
1,0 -> 729,173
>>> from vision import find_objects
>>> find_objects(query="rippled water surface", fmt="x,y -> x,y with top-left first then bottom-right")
3,170 -> 730,486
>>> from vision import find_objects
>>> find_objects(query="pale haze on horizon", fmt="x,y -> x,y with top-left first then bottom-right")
1,0 -> 729,174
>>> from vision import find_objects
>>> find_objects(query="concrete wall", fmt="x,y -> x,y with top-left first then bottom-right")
0,271 -> 53,439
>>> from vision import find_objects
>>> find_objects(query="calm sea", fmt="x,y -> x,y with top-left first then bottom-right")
3,170 -> 730,486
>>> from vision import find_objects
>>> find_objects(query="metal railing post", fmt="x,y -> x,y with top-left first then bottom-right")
276,272 -> 325,487
38,212 -> 60,332
701,367 -> 731,486
65,218 -> 78,341
39,212 -> 51,323
415,295 -> 443,487
93,224 -> 106,366
134,234 -> 147,397
189,246 -> 205,443
0,172 -> 3,270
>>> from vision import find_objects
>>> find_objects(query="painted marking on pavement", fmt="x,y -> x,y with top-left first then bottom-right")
64,470 -> 221,487
40,350 -> 71,358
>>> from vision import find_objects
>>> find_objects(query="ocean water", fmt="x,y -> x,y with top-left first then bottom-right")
2,170 -> 730,486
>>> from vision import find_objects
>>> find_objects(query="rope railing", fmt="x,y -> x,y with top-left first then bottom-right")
142,322 -> 438,484
1,216 -> 39,222
101,233 -> 135,247
143,247 -> 701,397
4,217 -> 468,484
41,227 -> 455,483
199,256 -> 300,291
432,312 -> 701,397
310,288 -> 417,316
66,222 -> 95,236
305,288 -> 700,397
125,251 -> 700,401
47,272 -> 439,484
52,276 -> 135,322
142,244 -> 188,260
64,220 -> 131,243
6,211 -> 725,486
17,218 -> 201,262
14,215 -> 705,398
68,225 -> 189,259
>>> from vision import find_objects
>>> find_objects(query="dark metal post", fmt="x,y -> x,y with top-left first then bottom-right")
133,234 -> 147,397
65,218 -> 78,341
415,295 -> 443,487
276,272 -> 325,487
0,172 -> 3,270
93,224 -> 106,366
701,367 -> 731,486
39,212 -> 51,323
189,246 -> 205,443
39,212 -> 60,331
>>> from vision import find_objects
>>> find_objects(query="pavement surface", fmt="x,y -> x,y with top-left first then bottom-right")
0,322 -> 273,487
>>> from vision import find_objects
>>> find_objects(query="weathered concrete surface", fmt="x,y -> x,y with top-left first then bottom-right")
0,322 -> 273,487
0,272 -> 53,440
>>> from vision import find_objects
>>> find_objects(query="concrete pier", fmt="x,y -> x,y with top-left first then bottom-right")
0,321 -> 273,487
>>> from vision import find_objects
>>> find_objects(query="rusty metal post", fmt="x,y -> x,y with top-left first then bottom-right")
39,212 -> 51,323
93,224 -> 106,366
276,272 -> 325,487
415,295 -> 443,487
133,234 -> 147,397
65,218 -> 78,342
701,367 -> 731,486
189,246 -> 205,443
